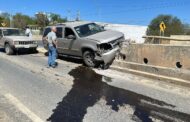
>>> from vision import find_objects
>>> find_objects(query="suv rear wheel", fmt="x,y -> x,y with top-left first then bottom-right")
83,50 -> 96,67
5,44 -> 14,55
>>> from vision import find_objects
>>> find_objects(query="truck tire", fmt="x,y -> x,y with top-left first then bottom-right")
83,50 -> 96,67
5,44 -> 14,55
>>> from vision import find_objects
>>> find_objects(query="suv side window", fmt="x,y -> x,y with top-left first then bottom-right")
64,27 -> 75,39
56,27 -> 63,38
43,28 -> 51,37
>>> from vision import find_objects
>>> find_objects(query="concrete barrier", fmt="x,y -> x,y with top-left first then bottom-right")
112,44 -> 190,87
121,44 -> 190,69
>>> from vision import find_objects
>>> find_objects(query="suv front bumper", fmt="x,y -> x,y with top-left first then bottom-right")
95,46 -> 120,65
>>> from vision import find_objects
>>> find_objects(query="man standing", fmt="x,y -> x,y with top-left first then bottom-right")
47,26 -> 57,68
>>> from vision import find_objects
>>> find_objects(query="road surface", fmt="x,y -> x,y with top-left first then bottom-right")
0,49 -> 190,122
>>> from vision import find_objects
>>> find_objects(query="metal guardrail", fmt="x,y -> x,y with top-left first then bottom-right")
143,36 -> 190,41
142,36 -> 190,44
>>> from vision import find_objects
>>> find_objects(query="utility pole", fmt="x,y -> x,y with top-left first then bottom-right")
76,11 -> 80,21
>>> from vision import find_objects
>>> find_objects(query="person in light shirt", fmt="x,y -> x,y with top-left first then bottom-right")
25,26 -> 32,39
46,26 -> 57,68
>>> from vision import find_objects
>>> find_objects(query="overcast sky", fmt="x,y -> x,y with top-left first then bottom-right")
0,0 -> 189,25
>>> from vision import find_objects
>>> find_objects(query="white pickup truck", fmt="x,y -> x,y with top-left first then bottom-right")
0,27 -> 38,55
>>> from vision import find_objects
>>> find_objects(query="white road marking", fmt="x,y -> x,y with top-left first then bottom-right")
4,93 -> 44,122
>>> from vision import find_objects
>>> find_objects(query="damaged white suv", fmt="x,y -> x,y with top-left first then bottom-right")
43,22 -> 125,67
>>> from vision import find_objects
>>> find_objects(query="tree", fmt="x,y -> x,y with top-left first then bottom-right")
50,13 -> 60,22
35,12 -> 49,28
48,13 -> 67,25
0,16 -> 4,26
1,12 -> 10,20
0,12 -> 10,27
146,15 -> 184,36
13,13 -> 35,28
183,24 -> 190,35
58,17 -> 67,23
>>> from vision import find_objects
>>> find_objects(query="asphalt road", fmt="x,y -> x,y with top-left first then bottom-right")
0,49 -> 190,122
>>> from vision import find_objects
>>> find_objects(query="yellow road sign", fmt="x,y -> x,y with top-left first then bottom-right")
160,21 -> 166,32
1,22 -> 7,27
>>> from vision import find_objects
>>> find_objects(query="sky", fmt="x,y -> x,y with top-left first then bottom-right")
0,0 -> 189,25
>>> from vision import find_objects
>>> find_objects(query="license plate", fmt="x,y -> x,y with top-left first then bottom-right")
25,45 -> 30,48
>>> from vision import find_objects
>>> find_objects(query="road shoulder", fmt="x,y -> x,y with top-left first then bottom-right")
0,93 -> 33,122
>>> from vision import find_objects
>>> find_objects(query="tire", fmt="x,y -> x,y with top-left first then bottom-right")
5,44 -> 14,55
83,50 -> 96,67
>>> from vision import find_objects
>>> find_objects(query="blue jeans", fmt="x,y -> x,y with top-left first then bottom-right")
48,45 -> 57,66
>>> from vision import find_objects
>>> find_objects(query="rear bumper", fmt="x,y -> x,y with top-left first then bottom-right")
95,46 -> 120,65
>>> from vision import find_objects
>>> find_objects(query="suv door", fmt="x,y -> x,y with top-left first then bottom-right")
55,27 -> 64,53
57,27 -> 80,56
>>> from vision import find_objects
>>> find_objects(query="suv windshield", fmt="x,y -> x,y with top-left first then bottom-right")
2,29 -> 24,36
75,23 -> 105,37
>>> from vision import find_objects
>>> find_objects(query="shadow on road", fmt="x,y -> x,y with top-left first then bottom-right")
58,56 -> 83,64
15,49 -> 38,55
44,52 -> 83,64
47,66 -> 190,122
0,48 -> 5,52
0,48 -> 38,55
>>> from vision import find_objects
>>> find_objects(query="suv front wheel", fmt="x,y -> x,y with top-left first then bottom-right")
5,44 -> 14,55
83,50 -> 96,67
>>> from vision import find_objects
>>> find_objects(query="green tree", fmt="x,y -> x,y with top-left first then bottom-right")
183,24 -> 190,35
146,15 -> 184,36
0,16 -> 4,26
1,12 -> 10,20
0,12 -> 10,27
13,13 -> 35,28
48,13 -> 67,25
50,13 -> 60,22
58,17 -> 67,23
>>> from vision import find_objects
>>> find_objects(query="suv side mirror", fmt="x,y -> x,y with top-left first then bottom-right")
67,35 -> 76,40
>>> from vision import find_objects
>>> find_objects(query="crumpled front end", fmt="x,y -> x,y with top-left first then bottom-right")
95,36 -> 124,65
